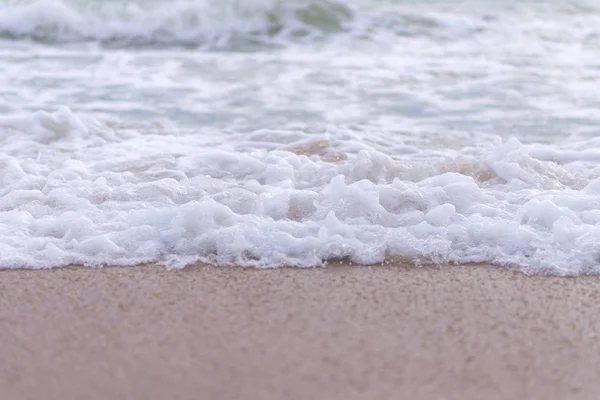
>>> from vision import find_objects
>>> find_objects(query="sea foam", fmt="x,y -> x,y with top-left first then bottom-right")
2,108 -> 600,274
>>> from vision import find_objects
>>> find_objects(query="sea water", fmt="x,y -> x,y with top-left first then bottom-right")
1,0 -> 600,274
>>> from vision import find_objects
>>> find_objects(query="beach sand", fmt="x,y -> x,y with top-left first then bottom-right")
2,263 -> 600,400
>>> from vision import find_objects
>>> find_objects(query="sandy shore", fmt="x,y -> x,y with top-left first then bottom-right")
1,263 -> 600,400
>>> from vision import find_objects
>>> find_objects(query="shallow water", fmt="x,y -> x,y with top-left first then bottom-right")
1,0 -> 600,274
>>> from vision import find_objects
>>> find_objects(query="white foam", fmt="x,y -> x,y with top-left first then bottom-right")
2,108 -> 600,275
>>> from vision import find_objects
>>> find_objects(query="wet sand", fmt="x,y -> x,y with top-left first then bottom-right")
2,263 -> 600,400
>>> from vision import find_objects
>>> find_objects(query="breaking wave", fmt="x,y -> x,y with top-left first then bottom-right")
0,0 -> 508,49
0,0 -> 358,48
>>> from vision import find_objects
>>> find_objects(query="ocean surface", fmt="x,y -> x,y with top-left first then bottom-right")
1,0 -> 600,274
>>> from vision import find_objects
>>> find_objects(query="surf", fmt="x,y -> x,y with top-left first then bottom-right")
1,108 -> 600,275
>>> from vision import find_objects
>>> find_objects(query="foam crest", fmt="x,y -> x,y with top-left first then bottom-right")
2,109 -> 600,275
0,107 -> 90,141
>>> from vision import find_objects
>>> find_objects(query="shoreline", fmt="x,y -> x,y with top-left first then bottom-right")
2,263 -> 600,400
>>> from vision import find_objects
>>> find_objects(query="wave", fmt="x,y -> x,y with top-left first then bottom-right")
0,0 -> 357,48
0,0 -> 515,49
2,108 -> 600,275
2,0 -> 599,50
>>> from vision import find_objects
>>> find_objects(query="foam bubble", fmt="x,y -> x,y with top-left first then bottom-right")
2,108 -> 600,275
